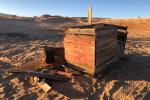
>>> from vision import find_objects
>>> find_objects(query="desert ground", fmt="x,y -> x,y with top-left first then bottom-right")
0,16 -> 150,99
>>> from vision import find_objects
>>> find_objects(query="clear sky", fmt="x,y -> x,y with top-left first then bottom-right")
0,0 -> 150,18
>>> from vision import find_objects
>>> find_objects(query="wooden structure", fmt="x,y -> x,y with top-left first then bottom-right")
38,47 -> 65,67
16,47 -> 66,71
64,24 -> 127,75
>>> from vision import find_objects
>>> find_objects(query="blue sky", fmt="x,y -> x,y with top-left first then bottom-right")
0,0 -> 150,18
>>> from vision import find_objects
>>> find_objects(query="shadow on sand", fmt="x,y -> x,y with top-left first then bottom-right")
108,54 -> 150,81
1,53 -> 150,99
52,54 -> 150,99
88,54 -> 150,99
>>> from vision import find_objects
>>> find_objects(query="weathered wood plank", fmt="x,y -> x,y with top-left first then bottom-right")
97,54 -> 116,64
96,29 -> 117,37
96,42 -> 117,53
67,62 -> 95,74
96,53 -> 116,66
96,38 -> 117,49
65,28 -> 95,35
64,35 -> 95,43
8,70 -> 70,81
95,57 -> 118,74
37,82 -> 52,93
65,46 -> 94,52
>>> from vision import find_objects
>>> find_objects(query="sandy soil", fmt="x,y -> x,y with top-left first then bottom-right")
0,17 -> 150,99
98,18 -> 150,39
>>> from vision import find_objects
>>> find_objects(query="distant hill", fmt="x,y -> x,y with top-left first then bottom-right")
0,13 -> 15,17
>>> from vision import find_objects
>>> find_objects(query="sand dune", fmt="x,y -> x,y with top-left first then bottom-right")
97,18 -> 150,39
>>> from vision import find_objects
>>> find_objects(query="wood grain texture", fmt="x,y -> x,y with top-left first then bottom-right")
64,33 -> 95,74
64,25 -> 126,75
65,28 -> 95,35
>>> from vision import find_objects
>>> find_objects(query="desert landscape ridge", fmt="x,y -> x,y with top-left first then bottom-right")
0,15 -> 150,99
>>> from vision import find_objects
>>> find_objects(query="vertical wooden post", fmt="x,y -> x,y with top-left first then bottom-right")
88,6 -> 92,25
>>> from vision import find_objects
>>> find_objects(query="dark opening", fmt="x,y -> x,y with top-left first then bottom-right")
45,47 -> 55,63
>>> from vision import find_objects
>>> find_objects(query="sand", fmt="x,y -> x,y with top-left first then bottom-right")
0,16 -> 150,99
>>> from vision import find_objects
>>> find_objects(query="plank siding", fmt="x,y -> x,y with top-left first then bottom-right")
64,24 -> 127,75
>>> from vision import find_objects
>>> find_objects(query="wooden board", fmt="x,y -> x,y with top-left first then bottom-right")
64,24 -> 127,75
65,28 -> 95,35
